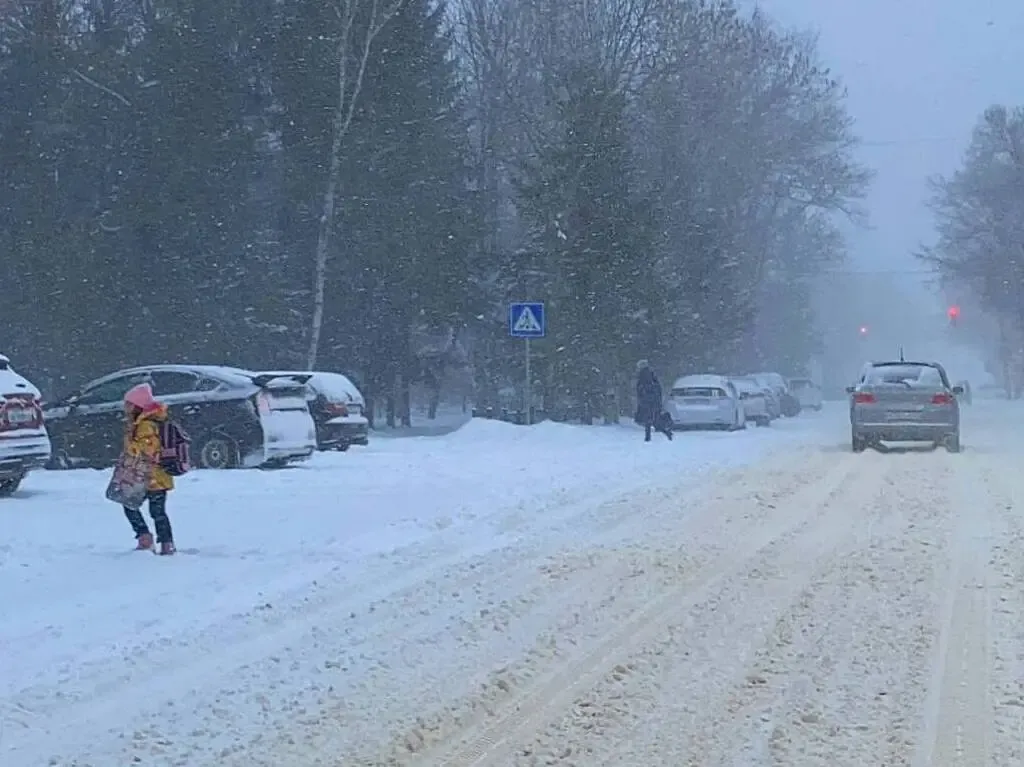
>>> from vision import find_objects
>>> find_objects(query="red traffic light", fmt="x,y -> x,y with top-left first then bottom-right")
948,305 -> 960,319
859,325 -> 868,335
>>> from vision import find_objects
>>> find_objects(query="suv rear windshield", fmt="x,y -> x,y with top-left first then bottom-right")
866,364 -> 947,387
672,387 -> 726,398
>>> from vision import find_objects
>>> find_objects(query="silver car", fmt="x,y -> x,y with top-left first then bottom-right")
848,361 -> 963,452
729,377 -> 771,427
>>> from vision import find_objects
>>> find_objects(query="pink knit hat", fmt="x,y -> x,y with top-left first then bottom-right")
124,382 -> 158,411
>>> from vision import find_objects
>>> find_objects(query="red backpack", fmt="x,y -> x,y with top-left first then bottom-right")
158,420 -> 192,476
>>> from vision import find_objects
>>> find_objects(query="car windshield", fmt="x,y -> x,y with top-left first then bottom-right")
866,364 -> 944,387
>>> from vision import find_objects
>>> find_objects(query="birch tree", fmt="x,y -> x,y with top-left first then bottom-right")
305,0 -> 404,369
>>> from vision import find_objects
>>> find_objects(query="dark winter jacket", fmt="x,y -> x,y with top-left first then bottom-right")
635,368 -> 663,425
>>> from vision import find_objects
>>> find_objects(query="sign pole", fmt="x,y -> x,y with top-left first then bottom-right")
509,301 -> 545,426
525,338 -> 532,426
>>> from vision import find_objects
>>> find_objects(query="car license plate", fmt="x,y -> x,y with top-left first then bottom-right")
888,410 -> 920,420
5,407 -> 32,423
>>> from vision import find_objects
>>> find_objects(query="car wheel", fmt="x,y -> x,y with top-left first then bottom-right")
336,442 -> 351,452
946,432 -> 961,453
198,435 -> 238,469
0,474 -> 25,497
852,434 -> 866,453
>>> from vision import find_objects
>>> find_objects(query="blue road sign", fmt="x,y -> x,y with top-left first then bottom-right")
509,302 -> 546,338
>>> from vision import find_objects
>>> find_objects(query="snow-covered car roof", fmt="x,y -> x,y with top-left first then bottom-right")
254,370 -> 364,404
672,374 -> 732,389
729,377 -> 763,392
90,364 -> 259,389
0,355 -> 42,398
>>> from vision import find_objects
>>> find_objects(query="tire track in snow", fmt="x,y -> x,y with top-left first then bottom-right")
667,451 -> 953,766
231,446 -> 854,766
1,447 -> 830,766
1,484 -> 672,764
985,457 -> 1024,766
406,450 -> 867,767
914,452 -> 994,767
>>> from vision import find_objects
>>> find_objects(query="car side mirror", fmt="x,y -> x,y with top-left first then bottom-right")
845,386 -> 856,394
952,386 -> 964,394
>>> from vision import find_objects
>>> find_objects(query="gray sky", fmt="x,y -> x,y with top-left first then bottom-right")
756,0 -> 1024,275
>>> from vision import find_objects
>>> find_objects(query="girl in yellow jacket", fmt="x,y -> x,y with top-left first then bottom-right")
122,383 -> 175,555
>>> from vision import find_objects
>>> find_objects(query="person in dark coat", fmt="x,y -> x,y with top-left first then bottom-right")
635,360 -> 672,442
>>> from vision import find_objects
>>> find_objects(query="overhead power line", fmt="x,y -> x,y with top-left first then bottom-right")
859,137 -> 964,147
821,269 -> 936,276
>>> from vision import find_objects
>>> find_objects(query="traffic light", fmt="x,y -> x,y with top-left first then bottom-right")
859,325 -> 868,335
948,305 -> 960,325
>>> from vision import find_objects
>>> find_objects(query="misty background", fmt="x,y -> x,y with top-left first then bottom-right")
3,0 -> 1022,424
761,0 -> 1024,389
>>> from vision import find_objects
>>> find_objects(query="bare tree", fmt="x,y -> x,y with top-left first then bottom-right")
307,0 -> 405,369
453,0 -> 659,165
920,105 -> 1024,320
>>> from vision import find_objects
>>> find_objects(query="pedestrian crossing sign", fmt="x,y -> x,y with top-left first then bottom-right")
509,302 -> 545,338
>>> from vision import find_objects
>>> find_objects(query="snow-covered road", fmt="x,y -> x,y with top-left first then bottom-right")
3,402 -> 1023,765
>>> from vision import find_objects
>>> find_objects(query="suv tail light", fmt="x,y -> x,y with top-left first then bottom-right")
932,392 -> 955,405
255,392 -> 271,415
852,392 -> 875,404
325,402 -> 349,417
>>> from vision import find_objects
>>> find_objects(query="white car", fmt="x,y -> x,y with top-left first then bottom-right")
667,374 -> 746,430
729,377 -> 771,426
788,377 -> 823,411
748,373 -> 782,418
255,370 -> 370,451
0,354 -> 51,496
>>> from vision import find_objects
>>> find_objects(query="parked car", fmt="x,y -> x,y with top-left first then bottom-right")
667,374 -> 746,430
747,373 -> 782,419
848,360 -> 962,453
788,377 -> 823,411
254,370 -> 369,451
753,371 -> 800,417
729,376 -> 771,426
43,365 -> 317,470
0,354 -> 51,496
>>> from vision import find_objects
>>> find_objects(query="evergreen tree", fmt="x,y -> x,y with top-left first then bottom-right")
335,0 -> 478,418
517,65 -> 659,418
115,0 -> 258,363
0,0 -> 104,386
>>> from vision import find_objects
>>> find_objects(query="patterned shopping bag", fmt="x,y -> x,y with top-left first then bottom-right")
104,452 -> 154,510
